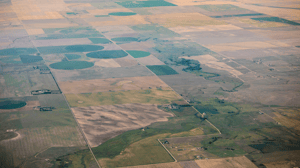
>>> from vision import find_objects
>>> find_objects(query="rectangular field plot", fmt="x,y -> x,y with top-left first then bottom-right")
146,65 -> 178,76
65,87 -> 182,107
0,70 -> 59,98
98,134 -> 174,168
59,76 -> 168,94
194,156 -> 257,168
71,104 -> 174,147
146,13 -> 226,27
116,0 -> 176,8
197,4 -> 247,12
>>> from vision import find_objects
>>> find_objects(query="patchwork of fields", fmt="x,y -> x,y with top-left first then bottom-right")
1,0 -> 300,168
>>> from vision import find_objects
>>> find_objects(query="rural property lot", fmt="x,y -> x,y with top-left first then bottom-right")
59,76 -> 168,94
71,104 -> 174,147
1,0 -> 300,167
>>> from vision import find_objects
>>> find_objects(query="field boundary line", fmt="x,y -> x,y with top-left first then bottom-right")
30,36 -> 102,168
61,92 -> 102,168
191,106 -> 222,134
97,30 -> 222,136
157,139 -> 177,162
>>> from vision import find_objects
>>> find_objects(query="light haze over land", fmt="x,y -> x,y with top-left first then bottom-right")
0,0 -> 300,168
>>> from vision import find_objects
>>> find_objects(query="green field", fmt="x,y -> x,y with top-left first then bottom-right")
88,38 -> 111,44
65,88 -> 181,107
19,55 -> 43,63
86,50 -> 128,59
147,65 -> 178,76
0,100 -> 26,109
108,12 -> 136,16
116,0 -> 176,8
127,50 -> 151,58
49,61 -> 94,70
111,37 -> 138,42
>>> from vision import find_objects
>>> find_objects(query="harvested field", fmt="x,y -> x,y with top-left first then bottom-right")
115,56 -> 139,67
26,28 -> 45,35
65,87 -> 181,107
59,76 -> 168,94
146,13 -> 226,27
204,41 -> 289,52
169,24 -> 242,34
194,156 -> 258,168
180,55 -> 243,77
121,162 -> 182,168
272,108 -> 300,132
94,59 -> 121,67
89,15 -> 149,26
135,55 -> 165,65
72,104 -> 174,147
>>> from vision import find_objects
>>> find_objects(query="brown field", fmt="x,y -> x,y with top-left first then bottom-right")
164,134 -> 219,161
145,13 -> 226,28
0,101 -> 40,113
135,55 -> 165,66
166,0 -> 234,6
180,55 -> 243,77
59,76 -> 168,94
204,41 -> 289,52
194,156 -> 258,168
89,15 -> 149,26
87,8 -> 133,15
0,126 -> 86,167
169,24 -> 242,34
26,29 -> 45,35
264,161 -> 299,168
71,104 -> 174,147
272,108 -> 300,132
121,162 -> 182,168
115,57 -> 139,67
238,19 -> 289,28
94,59 -> 121,68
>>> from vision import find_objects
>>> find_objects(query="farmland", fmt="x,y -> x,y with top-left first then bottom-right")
1,0 -> 300,167
65,87 -> 182,107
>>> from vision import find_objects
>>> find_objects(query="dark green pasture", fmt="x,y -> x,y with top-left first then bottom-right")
20,55 -> 43,63
127,50 -> 150,58
88,38 -> 111,44
49,61 -> 94,70
86,50 -> 128,59
0,100 -> 27,109
146,65 -> 178,76
108,12 -> 137,16
116,0 -> 176,8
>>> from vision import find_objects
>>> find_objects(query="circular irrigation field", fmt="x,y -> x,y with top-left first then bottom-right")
0,100 -> 27,109
50,61 -> 94,70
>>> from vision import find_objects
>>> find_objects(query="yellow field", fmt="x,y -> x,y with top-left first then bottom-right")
272,108 -> 300,132
59,76 -> 169,94
204,41 -> 289,52
170,127 -> 204,137
239,19 -> 289,28
146,13 -> 226,28
65,87 -> 182,107
180,55 -> 243,77
194,156 -> 258,168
